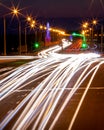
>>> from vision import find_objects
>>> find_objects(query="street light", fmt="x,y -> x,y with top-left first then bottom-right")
3,16 -> 6,56
101,25 -> 103,52
18,20 -> 21,55
12,8 -> 18,15
27,16 -> 32,22
82,22 -> 89,42
3,8 -> 19,56
91,20 -> 97,44
11,8 -> 22,55
92,20 -> 104,52
93,20 -> 104,52
24,16 -> 32,54
24,27 -> 27,54
92,21 -> 103,52
82,22 -> 88,29
25,17 -> 34,54
30,20 -> 35,28
92,20 -> 97,25
24,18 -> 36,54
82,20 -> 97,44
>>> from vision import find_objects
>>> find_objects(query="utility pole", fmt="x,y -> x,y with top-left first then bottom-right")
19,21 -> 21,55
101,25 -> 103,52
3,16 -> 6,56
25,27 -> 27,54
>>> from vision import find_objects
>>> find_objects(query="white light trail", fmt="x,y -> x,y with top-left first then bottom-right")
0,41 -> 103,130
68,61 -> 104,130
38,39 -> 72,58
0,56 -> 36,60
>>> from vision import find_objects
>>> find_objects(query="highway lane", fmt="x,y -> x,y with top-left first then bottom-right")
0,40 -> 72,128
0,40 -> 104,130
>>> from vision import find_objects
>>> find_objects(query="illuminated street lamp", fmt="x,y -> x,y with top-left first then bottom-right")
27,16 -> 31,22
100,25 -> 103,52
91,20 -> 97,44
12,8 -> 18,15
18,20 -> 21,55
25,17 -> 36,54
82,22 -> 89,41
24,18 -> 36,53
92,20 -> 97,25
24,16 -> 32,54
3,16 -> 6,56
92,20 -> 103,52
82,22 -> 88,29
30,21 -> 35,28
11,8 -> 23,55
32,20 -> 35,25
3,8 -> 19,55
92,20 -> 104,52
82,20 -> 97,44
12,8 -> 22,55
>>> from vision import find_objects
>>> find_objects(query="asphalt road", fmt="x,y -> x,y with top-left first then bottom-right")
0,53 -> 104,130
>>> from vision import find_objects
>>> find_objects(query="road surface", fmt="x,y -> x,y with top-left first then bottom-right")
0,42 -> 104,130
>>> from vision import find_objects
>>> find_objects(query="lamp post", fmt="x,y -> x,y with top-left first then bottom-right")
19,20 -> 21,55
12,8 -> 22,55
3,8 -> 19,56
24,27 -> 27,54
91,20 -> 97,44
101,25 -> 103,52
82,20 -> 97,44
82,22 -> 88,42
3,16 -> 6,56
24,17 -> 36,54
24,16 -> 32,54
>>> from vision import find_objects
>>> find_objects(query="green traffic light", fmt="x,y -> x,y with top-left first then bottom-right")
34,42 -> 40,48
72,32 -> 83,37
72,32 -> 77,36
72,32 -> 87,49
82,42 -> 87,48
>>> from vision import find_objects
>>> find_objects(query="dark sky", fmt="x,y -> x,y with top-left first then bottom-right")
0,0 -> 104,32
1,0 -> 104,18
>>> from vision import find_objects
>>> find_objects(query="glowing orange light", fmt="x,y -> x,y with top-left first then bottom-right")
12,8 -> 19,15
30,24 -> 35,28
81,30 -> 85,35
32,20 -> 35,24
92,20 -> 97,25
27,16 -> 31,22
39,25 -> 43,29
83,22 -> 88,28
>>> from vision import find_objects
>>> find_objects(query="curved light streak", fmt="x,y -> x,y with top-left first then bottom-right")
68,61 -> 104,130
0,41 -> 103,130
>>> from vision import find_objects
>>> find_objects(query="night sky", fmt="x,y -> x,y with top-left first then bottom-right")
1,0 -> 104,18
0,0 -> 104,32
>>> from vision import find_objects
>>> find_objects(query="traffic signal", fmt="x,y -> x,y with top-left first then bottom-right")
72,32 -> 77,36
72,32 -> 82,37
33,42 -> 40,49
81,42 -> 87,49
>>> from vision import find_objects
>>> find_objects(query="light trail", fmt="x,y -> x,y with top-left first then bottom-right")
38,39 -> 72,58
11,53 -> 103,129
0,67 -> 13,73
0,57 -> 61,100
0,40 -> 104,130
47,58 -> 102,130
0,56 -> 36,60
68,61 -> 104,130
